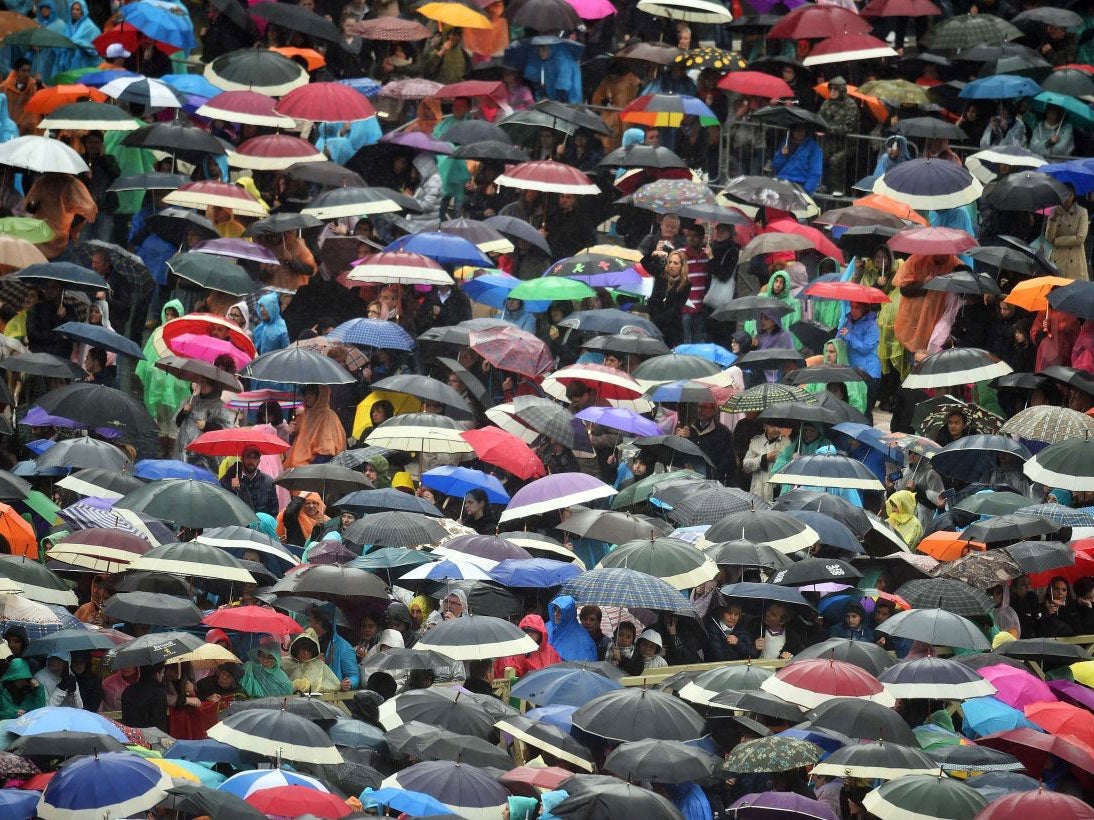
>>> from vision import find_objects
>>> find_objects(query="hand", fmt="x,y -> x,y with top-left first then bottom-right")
781,147 -> 789,156
56,304 -> 66,319
548,326 -> 559,341
1041,43 -> 1052,54
726,634 -> 738,645
340,678 -> 352,691
196,419 -> 206,431
612,647 -> 621,662
231,477 -> 240,490
208,693 -> 220,703
779,651 -> 793,659
754,637 -> 765,651
443,611 -> 456,620
1049,135 -> 1059,145
839,326 -> 849,336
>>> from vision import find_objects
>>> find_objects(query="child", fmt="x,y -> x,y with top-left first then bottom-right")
705,602 -> 755,662
605,621 -> 643,676
829,602 -> 875,642
637,629 -> 668,670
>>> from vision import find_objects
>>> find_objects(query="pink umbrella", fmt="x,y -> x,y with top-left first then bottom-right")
979,663 -> 1057,709
565,0 -> 615,18
168,332 -> 253,371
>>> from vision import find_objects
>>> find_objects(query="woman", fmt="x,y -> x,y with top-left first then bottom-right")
251,293 -> 288,354
277,491 -> 328,546
0,658 -> 44,718
755,312 -> 796,383
284,385 -> 347,468
1030,104 -> 1074,159
886,489 -> 924,549
770,421 -> 830,477
493,613 -> 561,678
806,338 -> 868,414
646,248 -> 690,347
744,270 -> 800,339
460,488 -> 496,535
500,297 -> 536,333
282,628 -> 342,694
240,640 -> 293,698
227,302 -> 250,334
1046,185 -> 1089,281
55,0 -> 100,74
174,366 -> 237,468
195,663 -> 241,702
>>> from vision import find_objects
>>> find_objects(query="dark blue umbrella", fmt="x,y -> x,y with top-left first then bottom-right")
718,582 -> 815,610
776,727 -> 850,755
54,321 -> 144,359
333,488 -> 444,517
489,557 -> 582,588
328,318 -> 416,350
165,739 -> 250,765
959,75 -> 1042,99
831,422 -> 901,463
1042,157 -> 1094,196
421,465 -> 510,504
784,510 -> 863,554
557,308 -> 662,337
132,459 -> 218,482
1048,280 -> 1094,321
511,664 -> 623,707
931,434 -> 1031,483
0,790 -> 38,817
14,261 -> 108,293
385,232 -> 492,268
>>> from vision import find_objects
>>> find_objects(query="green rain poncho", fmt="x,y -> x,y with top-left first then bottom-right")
366,454 -> 392,489
803,338 -> 868,414
0,658 -> 45,719
135,300 -> 192,420
745,270 -> 802,343
240,644 -> 294,698
103,130 -> 154,217
770,421 -> 832,476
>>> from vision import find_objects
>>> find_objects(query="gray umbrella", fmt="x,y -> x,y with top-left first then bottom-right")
343,511 -> 449,549
37,437 -> 128,471
512,396 -> 578,448
484,214 -> 551,256
372,374 -> 473,418
803,697 -> 916,746
572,687 -> 705,743
668,486 -> 759,526
603,739 -> 718,785
102,591 -> 203,627
794,637 -> 896,676
874,607 -> 991,651
436,356 -> 490,408
556,508 -> 670,543
896,578 -> 993,616
105,630 -> 204,669
702,539 -> 794,570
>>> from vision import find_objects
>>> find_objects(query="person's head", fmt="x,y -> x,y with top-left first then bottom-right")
665,249 -> 688,282
637,629 -> 662,659
697,401 -> 717,425
291,635 -> 318,662
1062,183 -> 1076,209
763,603 -> 790,631
579,605 -> 602,639
70,0 -> 83,19
770,272 -> 786,296
370,399 -> 394,427
824,341 -> 838,365
1076,577 -> 1094,603
557,192 -> 576,212
359,613 -> 380,642
946,410 -> 967,439
565,380 -> 594,412
683,224 -> 703,250
1012,574 -> 1031,598
452,96 -> 471,118
464,488 -> 489,519
257,647 -> 277,668
828,76 -> 847,99
302,492 -> 322,518
215,664 -> 238,689
1050,576 -> 1072,603
660,213 -> 681,240
339,510 -> 357,531
142,662 -> 166,683
240,445 -> 262,474
873,599 -> 894,623
505,296 -> 524,314
644,128 -> 660,147
84,347 -> 106,375
789,124 -> 808,145
844,603 -> 865,630
801,422 -> 820,444
37,1 -> 51,19
603,352 -> 623,371
720,602 -> 743,628
616,621 -> 636,647
444,591 -> 466,617
1045,104 -> 1063,127
4,626 -> 26,656
45,652 -> 68,677
849,301 -> 867,321
307,605 -> 332,637
302,384 -> 320,408
759,313 -> 776,333
764,423 -> 782,442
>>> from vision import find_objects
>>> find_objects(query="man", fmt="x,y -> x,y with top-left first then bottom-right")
742,423 -> 791,502
839,301 -> 881,420
81,132 -> 120,243
220,446 -> 279,516
545,192 -> 595,260
579,605 -> 611,658
680,223 -> 710,343
638,213 -> 683,257
818,77 -> 859,196
678,402 -> 735,485
935,409 -> 968,446
770,124 -> 823,195
121,663 -> 167,731
83,347 -> 112,386
0,58 -> 38,134
26,282 -> 73,359
421,282 -> 471,331
567,381 -> 618,481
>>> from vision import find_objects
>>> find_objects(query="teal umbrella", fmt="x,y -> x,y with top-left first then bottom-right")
1032,91 -> 1094,127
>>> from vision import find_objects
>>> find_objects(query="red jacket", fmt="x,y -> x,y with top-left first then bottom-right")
494,614 -> 561,678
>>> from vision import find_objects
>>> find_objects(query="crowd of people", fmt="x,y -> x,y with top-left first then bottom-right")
0,0 -> 1089,817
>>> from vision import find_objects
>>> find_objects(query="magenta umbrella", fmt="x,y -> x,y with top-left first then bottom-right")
193,238 -> 278,265
979,664 -> 1057,709
167,333 -> 253,370
565,0 -> 615,19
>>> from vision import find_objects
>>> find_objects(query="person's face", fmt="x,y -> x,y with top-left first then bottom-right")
846,612 -> 862,629
760,315 -> 775,332
304,497 -> 321,517
887,143 -> 900,159
722,606 -> 742,628
660,217 -> 679,240
307,612 -> 323,633
70,1 -> 82,18
228,307 -> 245,327
825,344 -> 838,365
241,448 -> 261,471
367,303 -> 382,319
258,650 -> 276,668
340,511 -> 357,530
83,352 -> 100,373
763,605 -> 787,630
410,603 -> 423,622
617,626 -> 635,647
38,3 -> 50,18
1012,576 -> 1030,597
580,611 -> 600,637
303,391 -> 318,409
360,617 -> 379,640
217,669 -> 235,687
946,413 -> 966,438
697,402 -> 716,424
638,638 -> 657,659
164,307 -> 179,321
665,253 -> 683,276
295,643 -> 316,661
771,276 -> 785,296
452,98 -> 471,118
364,464 -> 379,482
505,297 -> 522,313
764,424 -> 782,441
603,353 -> 623,370
801,423 -> 819,443
850,302 -> 866,320
523,627 -> 542,645
558,193 -> 576,211
644,129 -> 660,147
873,604 -> 892,623
464,493 -> 483,515
444,594 -> 464,616
1052,581 -> 1069,602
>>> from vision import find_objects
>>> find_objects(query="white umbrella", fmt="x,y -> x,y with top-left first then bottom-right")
0,136 -> 88,174
636,0 -> 732,23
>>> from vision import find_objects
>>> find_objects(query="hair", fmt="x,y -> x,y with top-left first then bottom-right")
466,488 -> 489,506
212,353 -> 236,374
565,381 -> 591,401
1076,577 -> 1094,599
371,399 -> 394,421
302,384 -> 320,400
579,605 -> 602,622
468,659 -> 493,680
85,347 -> 107,370
258,399 -> 284,426
665,249 -> 690,292
616,621 -> 636,637
12,57 -> 29,71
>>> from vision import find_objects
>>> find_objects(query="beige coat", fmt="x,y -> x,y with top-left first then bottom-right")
1047,202 -> 1089,281
742,432 -> 791,502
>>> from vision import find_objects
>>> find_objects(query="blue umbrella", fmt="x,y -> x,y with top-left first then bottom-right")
400,559 -> 491,582
165,739 -> 249,766
931,434 -> 1031,483
462,272 -> 550,312
119,2 -> 197,50
674,343 -> 736,367
0,790 -> 38,817
1031,91 -> 1094,127
8,706 -> 130,742
132,459 -> 218,482
960,76 -> 1041,99
1042,157 -> 1094,196
966,771 -> 1040,802
333,488 -> 444,516
28,626 -> 121,656
385,232 -> 492,268
25,438 -> 55,456
784,510 -> 863,554
219,769 -> 329,797
490,557 -> 582,588
831,422 -> 900,462
511,664 -> 623,707
777,727 -> 850,756
13,459 -> 63,477
160,73 -> 221,101
328,318 -> 416,350
339,77 -> 383,97
55,322 -> 144,359
361,787 -> 451,817
39,752 -> 173,818
527,703 -> 577,731
961,696 -> 1043,739
421,466 -> 510,504
79,69 -> 138,87
574,406 -> 661,437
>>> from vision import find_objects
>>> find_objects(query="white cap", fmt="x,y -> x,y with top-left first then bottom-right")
638,628 -> 662,649
105,43 -> 131,58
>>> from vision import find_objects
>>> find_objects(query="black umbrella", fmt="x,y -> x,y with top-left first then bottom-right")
444,119 -> 511,146
276,464 -> 372,499
710,689 -> 805,723
109,172 -> 188,192
971,241 -> 1056,276
105,630 -> 204,669
707,511 -> 819,555
803,697 -> 916,745
582,333 -> 670,357
813,741 -> 937,780
9,731 -> 127,757
837,225 -> 901,259
794,637 -> 896,676
996,637 -> 1092,665
452,140 -> 530,163
757,401 -> 840,425
572,687 -> 705,743
284,160 -> 365,188
0,469 -> 31,501
164,784 -> 266,820
102,591 -> 202,627
985,172 -> 1069,212
34,383 -> 157,435
896,578 -> 993,615
147,207 -> 217,245
677,664 -> 774,707
122,123 -> 226,155
1042,68 -> 1094,99
243,213 -> 323,237
931,434 -> 1031,483
1011,6 -> 1082,29
37,437 -> 127,471
244,347 -> 354,386
959,513 -> 1061,544
380,688 -> 498,738
677,202 -> 753,226
723,174 -> 814,212
1005,540 -> 1074,575
167,253 -> 254,296
509,0 -> 580,30
751,105 -> 829,131
267,564 -> 388,600
557,308 -> 662,337
372,373 -> 473,417
603,739 -> 718,784
208,708 -> 342,764
923,270 -> 1002,296
927,744 -> 1026,774
117,479 -> 256,528
771,557 -> 862,587
898,117 -> 967,140
360,648 -> 458,674
785,365 -> 868,386
599,144 -> 688,170
483,215 -> 551,256
702,539 -> 794,570
789,320 -> 837,355
225,695 -> 344,723
812,391 -> 869,425
300,187 -> 402,220
711,296 -> 795,323
874,607 -> 991,650
633,434 -> 713,467
73,240 -> 155,314
533,99 -> 611,135
156,355 -> 243,393
343,510 -> 449,549
1,352 -> 86,380
251,0 -> 339,40
14,261 -> 107,293
495,714 -> 593,769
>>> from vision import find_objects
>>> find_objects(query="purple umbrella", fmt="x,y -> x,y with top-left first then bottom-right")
499,472 -> 618,523
380,130 -> 454,155
441,534 -> 532,563
575,406 -> 661,437
746,0 -> 806,11
1048,679 -> 1094,712
731,792 -> 839,820
565,267 -> 643,290
193,238 -> 278,265
22,407 -> 122,439
307,536 -> 358,565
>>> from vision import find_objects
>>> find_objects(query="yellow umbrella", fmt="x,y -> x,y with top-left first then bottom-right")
579,244 -> 643,263
417,2 -> 492,28
147,758 -> 201,782
1003,276 -> 1073,312
174,642 -> 241,670
353,390 -> 422,439
1071,661 -> 1094,688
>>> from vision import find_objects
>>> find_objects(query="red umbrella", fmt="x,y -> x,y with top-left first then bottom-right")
469,325 -> 554,379
197,90 -> 296,128
1023,701 -> 1094,749
803,281 -> 890,304
495,160 -> 600,195
804,34 -> 897,67
614,166 -> 694,196
500,765 -> 573,794
93,22 -> 175,56
888,226 -> 978,256
188,426 -> 291,457
275,82 -> 377,123
433,79 -> 507,99
1030,538 -> 1094,586
163,181 -> 268,217
977,728 -> 1094,787
766,219 -> 844,263
228,134 -> 323,170
461,426 -> 546,480
245,785 -> 350,818
203,605 -> 305,635
162,314 -> 257,360
768,5 -> 871,38
861,0 -> 942,15
717,71 -> 794,99
762,658 -> 895,709
976,789 -> 1093,820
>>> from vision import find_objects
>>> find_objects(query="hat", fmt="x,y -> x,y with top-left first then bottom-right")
638,628 -> 662,649
105,43 -> 131,58
391,471 -> 414,491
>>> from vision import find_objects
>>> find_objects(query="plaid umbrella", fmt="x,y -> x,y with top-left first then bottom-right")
631,179 -> 715,213
513,396 -> 579,448
723,383 -> 812,413
722,737 -> 821,774
469,326 -> 552,380
1000,405 -> 1094,444
916,396 -> 1004,437
936,551 -> 1022,587
0,597 -> 82,640
343,511 -> 449,549
1005,540 -> 1074,575
668,487 -> 756,526
960,514 -> 1061,544
922,13 -> 1022,50
896,578 -> 993,616
562,566 -> 698,616
328,318 -> 416,350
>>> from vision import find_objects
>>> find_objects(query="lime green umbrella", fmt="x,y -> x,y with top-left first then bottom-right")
23,490 -> 60,528
48,66 -> 100,86
0,218 -> 55,244
508,277 -> 596,302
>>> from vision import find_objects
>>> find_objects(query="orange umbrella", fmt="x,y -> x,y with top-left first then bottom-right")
0,504 -> 38,559
1024,701 -> 1094,749
25,85 -> 107,115
916,531 -> 985,561
853,193 -> 929,226
1004,276 -> 1074,312
270,47 -> 327,71
813,81 -> 889,125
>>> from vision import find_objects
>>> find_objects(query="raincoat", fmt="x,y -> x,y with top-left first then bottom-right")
282,629 -> 341,695
240,644 -> 293,698
755,312 -> 797,383
432,114 -> 470,209
251,292 -> 289,354
892,254 -> 961,353
365,453 -> 392,489
277,491 -> 328,545
873,135 -> 911,176
886,490 -> 923,549
284,386 -> 347,468
494,613 -> 561,678
546,595 -> 597,662
134,300 -> 192,431
316,119 -> 381,166
55,1 -> 100,74
802,338 -> 868,413
770,134 -> 822,193
22,172 -> 96,258
875,262 -> 907,378
0,658 -> 44,719
770,422 -> 831,476
744,271 -> 800,338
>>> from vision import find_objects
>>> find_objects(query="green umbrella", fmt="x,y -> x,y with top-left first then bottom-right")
862,774 -> 987,820
952,491 -> 1029,517
0,555 -> 76,606
1032,91 -> 1094,128
2,28 -> 77,48
24,489 -> 60,524
610,469 -> 704,509
49,66 -> 99,85
167,252 -> 255,296
508,276 -> 596,302
597,537 -> 718,590
40,102 -> 141,132
0,217 -> 54,244
720,736 -> 821,774
858,79 -> 930,106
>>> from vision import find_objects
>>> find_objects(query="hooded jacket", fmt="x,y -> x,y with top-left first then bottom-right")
546,595 -> 598,662
493,613 -> 562,678
135,300 -> 192,417
252,292 -> 289,355
0,658 -> 45,719
887,489 -> 924,549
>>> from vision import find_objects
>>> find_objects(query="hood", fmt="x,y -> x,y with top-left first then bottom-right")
206,628 -> 231,647
785,261 -> 808,292
767,270 -> 793,300
829,76 -> 848,89
548,594 -> 578,624
230,301 -> 250,333
413,153 -> 437,180
257,292 -> 282,324
518,613 -> 548,641
622,127 -> 645,148
826,337 -> 849,365
887,490 -> 917,523
289,627 -> 321,659
386,602 -> 413,629
377,628 -> 404,649
161,299 -> 184,324
2,657 -> 32,682
758,311 -> 783,331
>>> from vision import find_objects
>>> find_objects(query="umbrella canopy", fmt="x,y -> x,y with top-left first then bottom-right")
562,567 -> 697,616
863,774 -> 988,820
597,537 -> 717,589
208,708 -> 342,764
572,686 -> 705,743
875,608 -> 991,650
795,637 -> 895,676
761,659 -> 895,709
510,664 -> 622,708
128,541 -> 254,584
37,751 -> 173,820
878,656 -> 997,700
873,158 -> 983,210
501,472 -> 616,523
0,556 -> 76,606
102,591 -> 202,627
898,578 -> 993,616
804,697 -> 916,745
381,760 -> 508,818
704,509 -> 820,554
116,479 -> 255,528
812,740 -> 937,780
415,614 -> 536,660
104,630 -> 203,669
722,736 -> 822,774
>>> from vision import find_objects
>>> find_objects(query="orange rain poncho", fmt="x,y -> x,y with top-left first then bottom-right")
283,386 -> 347,468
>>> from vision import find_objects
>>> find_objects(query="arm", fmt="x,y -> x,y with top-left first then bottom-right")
803,142 -> 823,194
742,437 -> 765,475
845,318 -> 880,354
1054,209 -> 1088,247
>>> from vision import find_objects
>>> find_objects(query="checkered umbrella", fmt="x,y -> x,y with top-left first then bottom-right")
328,318 -> 416,350
1004,540 -> 1074,576
668,487 -> 757,526
921,12 -> 1022,50
1001,405 -> 1094,444
562,566 -> 698,616
936,550 -> 1022,588
723,383 -> 812,413
895,578 -> 993,617
1014,504 -> 1094,527
512,396 -> 579,449
960,514 -> 1061,544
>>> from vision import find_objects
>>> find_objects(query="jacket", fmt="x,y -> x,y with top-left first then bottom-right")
546,595 -> 598,662
0,658 -> 45,719
689,418 -> 736,485
120,675 -> 168,731
494,614 -> 562,678
840,311 -> 882,378
704,617 -> 754,662
1047,201 -> 1089,282
252,292 -> 289,354
220,467 -> 279,516
322,630 -> 360,689
743,431 -> 791,502
771,137 -> 822,193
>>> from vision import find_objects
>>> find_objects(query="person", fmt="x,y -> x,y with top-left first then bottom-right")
544,192 -> 596,261
1046,185 -> 1089,282
0,658 -> 45,719
678,401 -> 735,485
34,650 -> 81,707
839,302 -> 881,414
284,385 -> 347,467
770,124 -> 822,194
980,102 -> 1027,148
705,601 -> 754,662
892,254 -> 961,356
220,445 -> 279,516
605,621 -> 643,675
278,491 -> 328,548
462,659 -> 498,697
121,663 -> 168,731
647,248 -> 690,347
500,296 -> 536,333
308,604 -> 359,690
175,369 -> 237,466
579,605 -> 611,658
1030,104 -> 1074,159
239,639 -> 294,698
73,574 -> 107,626
195,663 -> 241,702
0,58 -> 38,135
495,613 -> 562,677
873,600 -> 911,657
829,602 -> 875,642
460,488 -> 496,535
818,77 -> 859,195
873,134 -> 910,176
547,594 -> 598,662
636,628 -> 668,670
55,0 -> 101,74
252,292 -> 290,355
69,651 -> 104,712
754,603 -> 805,660
743,424 -> 791,502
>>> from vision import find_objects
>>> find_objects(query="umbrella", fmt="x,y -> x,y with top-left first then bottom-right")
771,557 -> 862,587
509,663 -> 622,708
37,751 -> 172,820
388,724 -> 513,769
770,453 -> 884,491
812,741 -> 937,781
202,605 -> 303,635
562,567 -> 697,617
603,739 -> 717,785
678,664 -> 775,707
243,347 -> 354,385
460,426 -> 545,480
804,698 -> 916,745
495,160 -> 599,196
794,637 -> 895,676
275,82 -> 375,122
597,537 -> 717,589
978,664 -> 1056,709
208,708 -> 341,764
116,479 -> 255,528
557,508 -> 670,543
731,793 -> 840,820
722,736 -> 822,774
102,591 -> 202,627
34,437 -> 124,470
469,325 -> 553,380
1000,405 -> 1094,444
874,158 -> 983,210
875,607 -> 991,650
723,383 -> 812,413
923,13 -> 1022,49
380,688 -> 501,737
573,686 -> 705,743
762,659 -> 895,710
9,730 -> 125,757
128,541 -> 254,584
380,760 -> 508,818
0,557 -> 75,606
667,487 -> 758,526
878,656 -> 997,700
931,435 -> 1030,483
500,472 -> 616,523
415,613 -> 536,660
863,774 -> 988,820
333,488 -> 443,517
986,171 -> 1069,212
897,578 -> 993,616
704,510 -> 819,555
266,564 -> 388,600
703,539 -> 794,570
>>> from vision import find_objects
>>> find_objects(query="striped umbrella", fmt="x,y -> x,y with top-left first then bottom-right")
1024,434 -> 1094,491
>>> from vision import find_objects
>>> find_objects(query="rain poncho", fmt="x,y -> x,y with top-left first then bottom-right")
240,643 -> 293,698
803,338 -> 867,413
284,386 -> 347,468
251,292 -> 289,354
134,300 -> 192,425
873,135 -> 911,176
886,490 -> 923,549
316,119 -> 381,166
892,254 -> 960,353
519,40 -> 583,104
282,628 -> 342,694
30,0 -> 67,80
755,312 -> 797,383
770,422 -> 831,476
0,658 -> 45,719
365,453 -> 392,489
55,1 -> 101,74
277,491 -> 328,545
744,271 -> 800,338
494,613 -> 561,678
432,114 -> 471,208
546,595 -> 598,662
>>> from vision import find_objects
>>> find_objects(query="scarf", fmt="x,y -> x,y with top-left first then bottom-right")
240,645 -> 293,698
